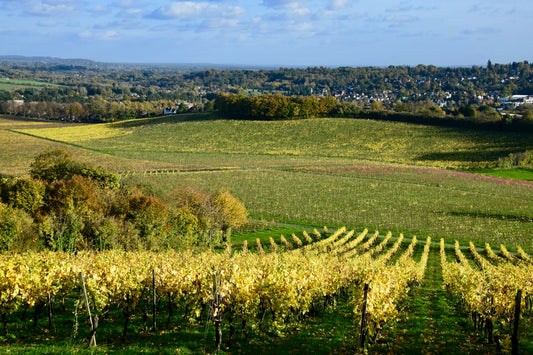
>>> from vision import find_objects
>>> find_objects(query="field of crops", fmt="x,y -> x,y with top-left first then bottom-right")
0,228 -> 531,354
0,78 -> 60,90
3,114 -> 533,249
13,113 -> 533,170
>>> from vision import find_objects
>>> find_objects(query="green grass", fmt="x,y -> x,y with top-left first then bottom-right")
474,168 -> 533,181
14,113 -> 533,170
4,113 -> 532,249
0,78 -> 61,90
124,168 -> 533,250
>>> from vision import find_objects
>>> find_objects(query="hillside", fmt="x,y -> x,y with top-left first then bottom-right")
3,114 -> 532,249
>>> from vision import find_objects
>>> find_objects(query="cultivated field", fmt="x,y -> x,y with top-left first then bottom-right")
6,113 -> 533,249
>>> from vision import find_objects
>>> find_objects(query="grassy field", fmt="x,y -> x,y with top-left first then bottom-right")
2,113 -> 532,250
472,167 -> 533,181
13,113 -> 533,170
0,78 -> 61,90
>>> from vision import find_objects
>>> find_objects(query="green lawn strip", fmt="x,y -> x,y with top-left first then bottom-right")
227,295 -> 358,355
371,245 -> 497,354
471,168 -> 533,182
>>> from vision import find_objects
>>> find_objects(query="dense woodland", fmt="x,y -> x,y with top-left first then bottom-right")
0,56 -> 532,128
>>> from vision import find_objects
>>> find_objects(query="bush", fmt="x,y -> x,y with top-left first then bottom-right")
0,177 -> 45,215
214,188 -> 248,231
37,209 -> 84,252
45,175 -> 105,215
171,186 -> 248,231
498,150 -> 533,169
0,203 -> 34,251
30,149 -> 119,189
111,187 -> 169,250
166,207 -> 201,247
2,151 -> 243,252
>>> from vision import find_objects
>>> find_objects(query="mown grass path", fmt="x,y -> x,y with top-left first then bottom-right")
372,246 -> 496,354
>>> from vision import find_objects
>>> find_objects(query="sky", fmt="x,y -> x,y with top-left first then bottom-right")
0,0 -> 532,68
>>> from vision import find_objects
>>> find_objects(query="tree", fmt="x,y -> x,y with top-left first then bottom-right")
30,150 -> 119,189
370,100 -> 383,111
458,105 -> 477,118
30,150 -> 80,182
0,203 -> 34,251
0,177 -> 45,215
213,189 -> 248,231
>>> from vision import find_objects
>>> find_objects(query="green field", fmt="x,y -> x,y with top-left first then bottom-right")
0,78 -> 60,90
7,113 -> 533,250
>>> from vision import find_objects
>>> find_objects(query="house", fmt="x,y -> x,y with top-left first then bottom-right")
163,106 -> 177,115
498,95 -> 533,108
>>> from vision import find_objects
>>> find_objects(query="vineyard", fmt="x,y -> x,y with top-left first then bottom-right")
1,228 -> 532,353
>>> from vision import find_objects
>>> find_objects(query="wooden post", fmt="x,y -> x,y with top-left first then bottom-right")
80,273 -> 96,347
512,289 -> 522,355
212,273 -> 222,351
359,283 -> 370,350
152,269 -> 157,331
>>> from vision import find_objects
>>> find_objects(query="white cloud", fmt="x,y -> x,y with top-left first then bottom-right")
262,0 -> 306,9
26,0 -> 78,16
78,29 -> 119,40
89,5 -> 108,14
289,22 -> 313,32
149,1 -> 243,20
329,0 -> 348,10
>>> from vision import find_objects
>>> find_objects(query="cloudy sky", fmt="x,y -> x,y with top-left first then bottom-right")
1,0 -> 532,67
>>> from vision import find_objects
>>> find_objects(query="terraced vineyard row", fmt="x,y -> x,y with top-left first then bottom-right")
0,227 -> 429,351
441,239 -> 533,352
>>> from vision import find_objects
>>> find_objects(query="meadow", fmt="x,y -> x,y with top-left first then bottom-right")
0,78 -> 61,90
7,113 -> 533,250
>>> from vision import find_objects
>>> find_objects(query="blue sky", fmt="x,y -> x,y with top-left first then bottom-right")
1,0 -> 532,67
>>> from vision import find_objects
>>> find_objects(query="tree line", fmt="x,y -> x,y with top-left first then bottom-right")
214,92 -> 533,131
0,150 -> 248,252
214,93 -> 338,120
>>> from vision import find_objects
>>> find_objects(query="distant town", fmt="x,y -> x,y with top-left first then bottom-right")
0,57 -> 532,125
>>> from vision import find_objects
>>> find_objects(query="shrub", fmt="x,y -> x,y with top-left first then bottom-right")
112,187 -> 169,249
30,149 -> 119,189
214,188 -> 248,230
45,175 -> 105,215
0,177 -> 45,215
37,209 -> 85,252
0,203 -> 34,251
166,207 -> 201,247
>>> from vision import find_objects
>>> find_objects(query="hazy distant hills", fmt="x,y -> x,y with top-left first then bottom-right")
0,55 -> 275,72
